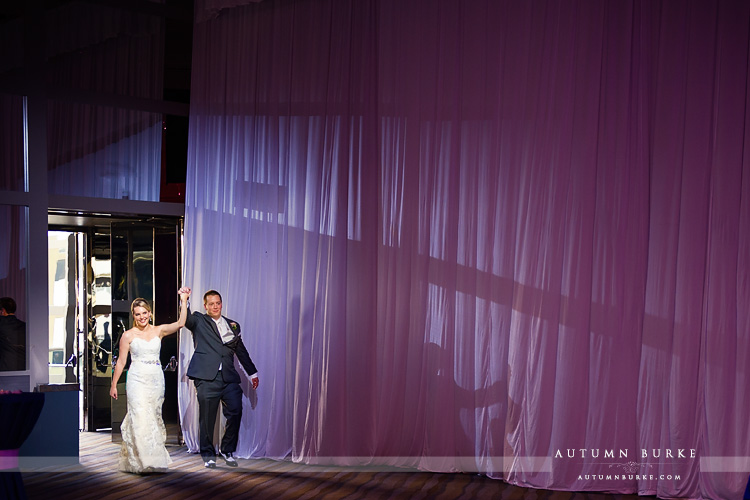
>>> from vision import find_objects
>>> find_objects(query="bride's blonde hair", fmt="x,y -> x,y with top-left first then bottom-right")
130,298 -> 152,319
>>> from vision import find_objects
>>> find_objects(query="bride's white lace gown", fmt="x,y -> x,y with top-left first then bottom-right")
118,336 -> 172,473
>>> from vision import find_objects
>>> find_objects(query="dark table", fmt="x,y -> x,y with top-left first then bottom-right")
0,392 -> 45,500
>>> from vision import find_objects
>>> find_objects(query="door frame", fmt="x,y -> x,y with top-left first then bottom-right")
49,209 -> 183,439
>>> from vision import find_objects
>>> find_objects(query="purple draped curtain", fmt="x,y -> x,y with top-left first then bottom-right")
0,205 -> 28,322
0,92 -> 28,322
179,1 -> 750,498
44,2 -> 164,201
0,94 -> 25,192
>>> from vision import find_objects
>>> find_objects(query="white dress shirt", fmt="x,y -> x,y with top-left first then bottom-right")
212,316 -> 258,379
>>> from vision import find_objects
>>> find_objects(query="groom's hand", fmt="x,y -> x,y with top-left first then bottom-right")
252,377 -> 259,390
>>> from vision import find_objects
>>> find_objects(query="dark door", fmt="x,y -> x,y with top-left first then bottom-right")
109,221 -> 182,444
88,229 -> 115,432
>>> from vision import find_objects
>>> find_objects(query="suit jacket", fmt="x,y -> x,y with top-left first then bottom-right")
185,310 -> 257,383
0,315 -> 26,371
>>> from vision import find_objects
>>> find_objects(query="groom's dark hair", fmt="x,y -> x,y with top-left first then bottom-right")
203,290 -> 222,304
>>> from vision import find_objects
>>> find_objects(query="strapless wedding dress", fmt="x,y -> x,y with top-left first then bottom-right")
118,336 -> 172,473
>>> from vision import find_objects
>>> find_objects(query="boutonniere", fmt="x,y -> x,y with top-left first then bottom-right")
230,322 -> 238,332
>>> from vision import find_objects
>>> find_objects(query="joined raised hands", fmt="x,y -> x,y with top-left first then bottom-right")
178,287 -> 192,301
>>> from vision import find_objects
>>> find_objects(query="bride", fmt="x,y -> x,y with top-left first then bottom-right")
110,287 -> 191,473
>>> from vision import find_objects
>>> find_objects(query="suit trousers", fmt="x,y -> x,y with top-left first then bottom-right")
194,370 -> 243,460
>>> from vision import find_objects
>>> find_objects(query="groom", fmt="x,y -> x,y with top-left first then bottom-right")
185,290 -> 259,468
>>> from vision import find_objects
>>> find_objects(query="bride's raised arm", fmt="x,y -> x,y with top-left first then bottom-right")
159,287 -> 191,338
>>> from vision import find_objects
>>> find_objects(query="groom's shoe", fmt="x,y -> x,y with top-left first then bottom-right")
204,459 -> 217,469
220,452 -> 238,467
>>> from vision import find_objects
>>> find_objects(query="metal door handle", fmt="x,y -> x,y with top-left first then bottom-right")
163,356 -> 178,372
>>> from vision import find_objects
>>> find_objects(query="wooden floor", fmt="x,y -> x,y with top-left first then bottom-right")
21,432 -> 647,500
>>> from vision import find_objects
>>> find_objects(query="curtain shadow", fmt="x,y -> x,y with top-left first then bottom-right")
423,341 -> 507,464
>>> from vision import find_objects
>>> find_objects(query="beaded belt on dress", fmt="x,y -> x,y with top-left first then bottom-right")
134,360 -> 160,365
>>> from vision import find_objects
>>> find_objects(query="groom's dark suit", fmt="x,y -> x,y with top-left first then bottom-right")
185,310 -> 257,462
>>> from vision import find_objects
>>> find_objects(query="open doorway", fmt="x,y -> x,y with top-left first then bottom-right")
48,213 -> 183,444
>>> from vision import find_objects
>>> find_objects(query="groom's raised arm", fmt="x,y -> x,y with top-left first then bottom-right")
185,307 -> 198,331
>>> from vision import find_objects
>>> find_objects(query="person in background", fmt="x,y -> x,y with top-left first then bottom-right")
0,297 -> 26,371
